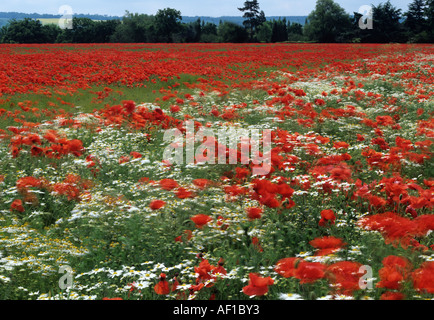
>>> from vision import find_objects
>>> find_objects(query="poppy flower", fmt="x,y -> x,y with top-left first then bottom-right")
274,257 -> 302,278
212,258 -> 227,276
376,256 -> 412,290
154,273 -> 170,295
333,141 -> 349,149
175,187 -> 195,199
16,176 -> 42,192
242,273 -> 274,296
294,261 -> 326,284
159,178 -> 179,191
309,236 -> 345,256
192,178 -> 213,189
123,100 -> 136,114
194,259 -> 214,285
130,151 -> 142,158
191,214 -> 212,228
246,207 -> 263,220
380,291 -> 405,300
10,199 -> 25,213
319,209 -> 336,227
326,261 -> 364,295
412,261 -> 434,294
149,200 -> 165,210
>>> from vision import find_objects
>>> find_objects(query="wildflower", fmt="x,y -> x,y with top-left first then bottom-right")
192,179 -> 213,189
149,200 -> 165,210
242,273 -> 274,297
123,100 -> 136,114
246,207 -> 263,220
10,199 -> 25,213
326,261 -> 364,296
309,236 -> 345,256
294,261 -> 326,284
191,214 -> 212,228
159,178 -> 179,191
380,291 -> 405,300
319,209 -> 336,227
412,261 -> 434,294
376,256 -> 412,290
154,273 -> 170,295
274,257 -> 302,278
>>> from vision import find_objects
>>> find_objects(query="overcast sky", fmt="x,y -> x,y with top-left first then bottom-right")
0,0 -> 413,17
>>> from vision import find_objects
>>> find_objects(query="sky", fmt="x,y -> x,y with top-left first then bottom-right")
0,0 -> 413,17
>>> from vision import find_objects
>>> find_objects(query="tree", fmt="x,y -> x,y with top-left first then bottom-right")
271,18 -> 288,42
256,21 -> 272,42
404,0 -> 428,42
364,1 -> 403,43
200,22 -> 218,43
303,0 -> 352,43
1,18 -> 46,43
426,0 -> 434,41
217,21 -> 248,43
110,12 -> 155,43
70,18 -> 96,43
154,8 -> 182,42
287,22 -> 305,42
238,0 -> 266,40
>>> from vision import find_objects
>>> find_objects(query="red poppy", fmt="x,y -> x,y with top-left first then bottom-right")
333,141 -> 349,149
274,257 -> 302,278
309,236 -> 345,256
376,256 -> 412,290
123,100 -> 136,114
149,200 -> 165,210
130,151 -> 142,158
192,178 -> 213,189
191,214 -> 212,228
212,258 -> 227,276
159,178 -> 179,191
412,261 -> 434,294
319,209 -> 336,227
246,207 -> 263,220
242,273 -> 274,296
380,291 -> 405,300
175,187 -> 195,199
154,273 -> 170,295
326,261 -> 364,295
10,199 -> 25,213
294,261 -> 326,284
194,259 -> 214,285
16,176 -> 42,192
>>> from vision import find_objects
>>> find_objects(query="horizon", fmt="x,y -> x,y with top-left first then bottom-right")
0,0 -> 413,18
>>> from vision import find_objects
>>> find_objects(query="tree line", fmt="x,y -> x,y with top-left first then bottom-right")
1,0 -> 433,44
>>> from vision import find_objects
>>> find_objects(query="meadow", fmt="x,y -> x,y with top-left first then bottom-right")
0,43 -> 433,300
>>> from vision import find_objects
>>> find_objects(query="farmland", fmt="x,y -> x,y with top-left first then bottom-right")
0,43 -> 433,300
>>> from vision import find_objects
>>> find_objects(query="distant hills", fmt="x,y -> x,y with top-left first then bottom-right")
0,12 -> 308,28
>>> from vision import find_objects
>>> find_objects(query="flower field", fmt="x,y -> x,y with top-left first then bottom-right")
0,43 -> 433,301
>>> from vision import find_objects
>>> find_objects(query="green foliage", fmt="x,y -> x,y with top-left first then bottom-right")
238,0 -> 266,40
217,21 -> 249,43
303,0 -> 352,43
1,1 -> 434,44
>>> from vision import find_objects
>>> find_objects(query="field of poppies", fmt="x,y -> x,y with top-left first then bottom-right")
0,43 -> 433,301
